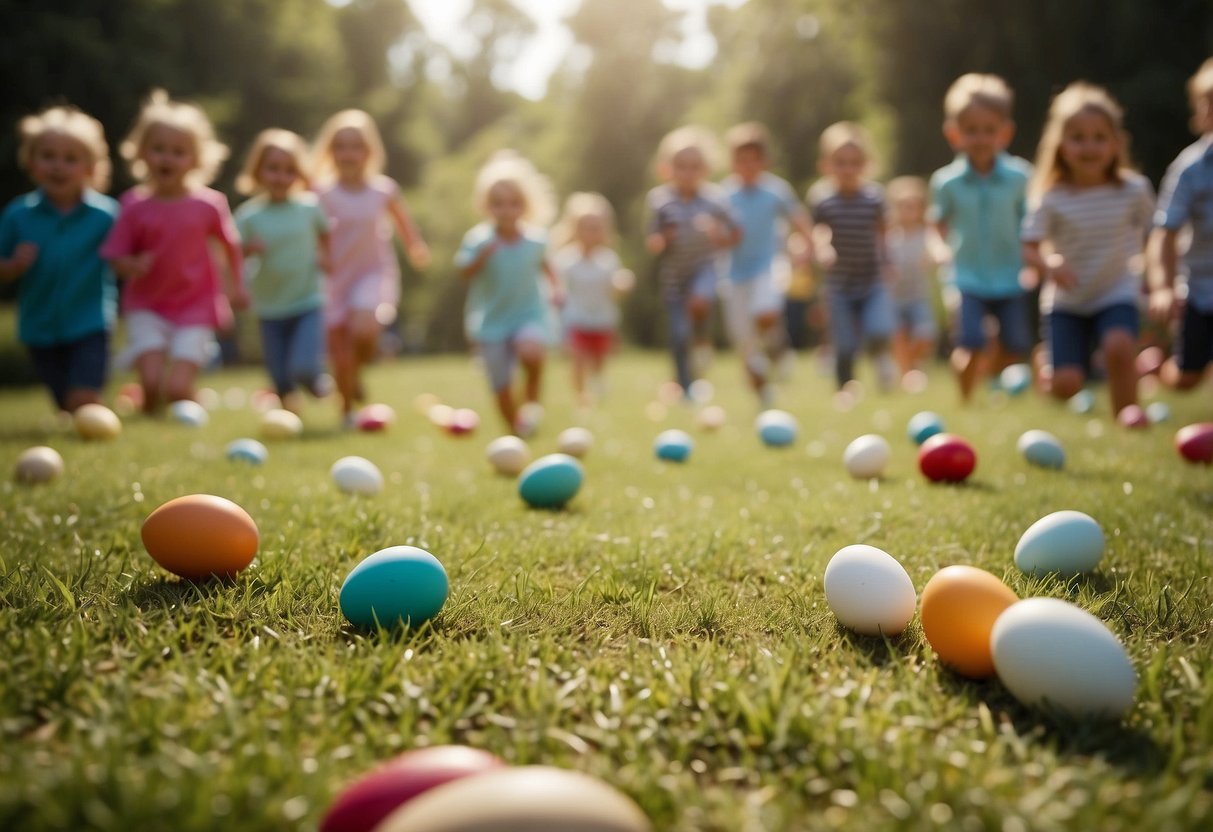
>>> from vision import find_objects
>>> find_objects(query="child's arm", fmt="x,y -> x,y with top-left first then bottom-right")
1021,241 -> 1077,290
388,198 -> 431,270
1147,227 -> 1181,323
317,229 -> 332,275
459,237 -> 499,280
213,203 -> 248,310
0,242 -> 38,282
542,259 -> 564,307
109,253 -> 155,280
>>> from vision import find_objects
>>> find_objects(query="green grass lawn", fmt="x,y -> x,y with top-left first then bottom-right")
1,351 -> 1211,831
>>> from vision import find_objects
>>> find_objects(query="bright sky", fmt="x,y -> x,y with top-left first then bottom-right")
406,0 -> 747,100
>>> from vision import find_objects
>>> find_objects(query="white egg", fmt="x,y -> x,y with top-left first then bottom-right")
330,456 -> 384,496
1014,510 -> 1104,576
823,544 -> 916,636
169,399 -> 209,427
261,408 -> 303,440
843,434 -> 891,479
1017,429 -> 1065,469
15,446 -> 65,484
486,435 -> 531,477
557,427 -> 594,458
990,597 -> 1136,718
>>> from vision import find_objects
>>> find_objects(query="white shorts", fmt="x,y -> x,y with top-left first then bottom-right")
121,310 -> 215,368
723,264 -> 787,352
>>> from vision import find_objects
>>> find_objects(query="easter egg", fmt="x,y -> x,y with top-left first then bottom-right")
1135,345 -> 1165,376
485,435 -> 531,477
446,408 -> 480,437
695,405 -> 727,432
141,494 -> 259,580
356,403 -> 395,432
687,379 -> 714,404
1067,389 -> 1094,414
843,434 -> 890,479
15,446 -> 64,484
261,408 -> 303,440
990,597 -> 1136,718
373,766 -> 651,832
822,544 -> 916,636
74,403 -> 121,441
1175,422 -> 1213,464
169,399 -> 209,427
518,454 -> 584,508
1145,401 -> 1171,424
413,392 -> 441,415
1116,404 -> 1148,429
999,363 -> 1032,396
322,747 -> 504,832
755,409 -> 798,447
654,429 -> 693,462
557,427 -> 594,458
428,403 -> 454,429
225,438 -> 268,465
920,566 -> 1018,678
251,389 -> 282,413
331,456 -> 384,496
196,387 -> 221,411
339,546 -> 448,629
1017,429 -> 1065,470
906,411 -> 944,445
918,433 -> 976,483
657,380 -> 684,405
1014,510 -> 1104,576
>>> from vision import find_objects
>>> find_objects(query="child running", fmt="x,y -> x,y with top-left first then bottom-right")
0,106 -> 119,413
1022,83 -> 1154,421
885,175 -> 946,387
235,128 -> 332,414
101,90 -> 246,412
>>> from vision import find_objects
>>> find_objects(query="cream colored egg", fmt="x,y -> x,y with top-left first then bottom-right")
485,435 -> 531,477
261,408 -> 303,440
557,427 -> 594,458
74,403 -> 121,441
15,446 -> 65,484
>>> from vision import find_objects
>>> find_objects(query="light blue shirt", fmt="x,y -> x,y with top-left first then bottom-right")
723,172 -> 805,282
0,189 -> 119,346
1155,135 -> 1213,312
456,223 -> 549,342
930,153 -> 1031,299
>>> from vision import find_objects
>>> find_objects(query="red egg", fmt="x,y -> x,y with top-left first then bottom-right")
1116,405 -> 1148,429
918,433 -> 976,483
356,404 -> 395,433
1176,423 -> 1213,464
320,746 -> 505,832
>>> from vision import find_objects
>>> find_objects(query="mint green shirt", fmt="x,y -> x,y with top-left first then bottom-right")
455,223 -> 549,342
235,195 -> 328,319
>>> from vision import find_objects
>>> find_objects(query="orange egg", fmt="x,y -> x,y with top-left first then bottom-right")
920,565 -> 1017,678
141,495 -> 259,580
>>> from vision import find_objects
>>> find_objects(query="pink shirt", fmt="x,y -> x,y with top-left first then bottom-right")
100,187 -> 242,328
317,176 -> 401,304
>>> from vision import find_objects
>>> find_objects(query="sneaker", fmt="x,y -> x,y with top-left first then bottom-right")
514,402 -> 544,438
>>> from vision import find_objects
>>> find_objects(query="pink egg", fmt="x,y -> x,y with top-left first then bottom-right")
446,408 -> 480,437
1135,346 -> 1166,376
320,746 -> 504,832
356,404 -> 395,433
1116,405 -> 1148,429
918,433 -> 976,483
1176,423 -> 1213,464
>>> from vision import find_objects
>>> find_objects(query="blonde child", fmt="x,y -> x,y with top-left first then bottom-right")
312,110 -> 429,423
930,74 -> 1033,401
0,106 -> 118,412
645,125 -> 742,395
1022,83 -> 1154,422
551,192 -> 633,406
809,122 -> 896,391
100,90 -> 246,412
885,176 -> 946,383
456,152 -> 561,435
1150,57 -> 1213,391
235,129 -> 332,414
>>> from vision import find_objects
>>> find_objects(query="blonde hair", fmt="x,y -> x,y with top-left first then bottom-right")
551,191 -> 616,249
236,128 -> 311,195
944,73 -> 1014,123
726,121 -> 770,156
473,150 -> 555,227
1188,57 -> 1213,133
886,175 -> 927,206
311,109 -> 386,183
655,124 -> 722,178
818,121 -> 874,164
1029,82 -> 1132,202
120,89 -> 228,188
18,106 -> 111,192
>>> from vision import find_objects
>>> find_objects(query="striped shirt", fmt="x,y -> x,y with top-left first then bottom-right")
646,183 -> 739,300
809,181 -> 885,293
1155,135 -> 1213,312
1022,174 -> 1154,315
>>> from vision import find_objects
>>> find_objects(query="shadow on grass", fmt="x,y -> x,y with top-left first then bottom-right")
837,625 -> 916,668
128,576 -> 236,611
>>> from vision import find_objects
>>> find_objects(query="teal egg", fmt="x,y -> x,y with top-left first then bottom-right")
339,546 -> 448,629
654,429 -> 693,462
1014,511 -> 1104,576
518,453 -> 584,508
755,410 -> 798,447
907,411 -> 944,445
1017,430 -> 1065,469
1067,390 -> 1094,414
225,438 -> 268,465
1000,363 -> 1032,396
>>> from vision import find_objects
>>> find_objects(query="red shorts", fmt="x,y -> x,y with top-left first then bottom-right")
568,328 -> 614,358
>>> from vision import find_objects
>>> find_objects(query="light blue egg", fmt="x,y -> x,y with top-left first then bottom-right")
755,410 -> 798,447
1000,363 -> 1032,396
1067,389 -> 1094,414
1145,402 -> 1171,424
339,546 -> 448,629
518,453 -> 584,508
654,429 -> 693,462
225,438 -> 268,465
907,411 -> 945,445
170,399 -> 209,427
1014,511 -> 1104,576
1017,430 -> 1065,470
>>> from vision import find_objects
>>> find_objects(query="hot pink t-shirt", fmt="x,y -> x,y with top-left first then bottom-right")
100,187 -> 242,328
317,176 -> 401,314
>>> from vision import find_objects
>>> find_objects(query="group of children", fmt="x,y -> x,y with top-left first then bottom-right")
3,59 -> 1213,436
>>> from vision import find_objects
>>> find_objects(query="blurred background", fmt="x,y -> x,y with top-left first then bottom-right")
1,0 -> 1211,380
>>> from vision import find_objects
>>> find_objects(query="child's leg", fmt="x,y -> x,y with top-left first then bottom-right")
860,284 -> 896,392
1094,305 -> 1140,415
723,281 -> 763,390
160,324 -> 213,403
163,360 -> 201,403
952,293 -> 987,401
62,331 -> 109,412
517,337 -> 545,405
135,351 -> 167,413
26,343 -> 72,412
327,325 -> 357,415
824,287 -> 860,389
993,294 -> 1032,369
1043,310 -> 1089,401
665,298 -> 694,392
480,340 -> 517,428
570,340 -> 590,404
908,298 -> 938,371
259,317 -> 293,398
287,308 -> 327,395
1166,305 -> 1213,391
688,265 -> 717,378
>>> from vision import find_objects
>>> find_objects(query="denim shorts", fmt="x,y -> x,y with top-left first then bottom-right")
957,292 -> 1032,353
1175,302 -> 1213,373
1046,303 -> 1138,373
27,330 -> 109,410
893,297 -> 938,341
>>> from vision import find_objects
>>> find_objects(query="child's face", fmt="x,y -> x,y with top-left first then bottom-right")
732,146 -> 766,184
947,105 -> 1013,169
892,194 -> 926,228
258,147 -> 300,200
142,124 -> 196,192
575,213 -> 607,248
823,143 -> 867,191
670,148 -> 708,193
1195,92 -> 1213,134
29,131 -> 93,205
487,182 -> 525,229
1059,108 -> 1119,184
331,128 -> 370,179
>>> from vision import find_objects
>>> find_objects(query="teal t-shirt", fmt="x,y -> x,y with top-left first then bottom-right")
0,189 -> 118,346
455,223 -> 549,342
235,194 -> 328,319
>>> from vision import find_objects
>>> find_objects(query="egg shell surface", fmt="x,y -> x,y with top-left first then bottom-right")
1175,422 -> 1213,464
906,411 -> 944,445
372,766 -> 651,832
755,409 -> 798,447
356,404 -> 395,432
654,429 -> 693,462
261,408 -> 303,440
169,399 -> 209,427
485,435 -> 531,477
918,433 -> 976,482
696,404 -> 727,431
999,363 -> 1032,396
446,408 -> 480,436
1014,510 -> 1104,576
74,403 -> 121,441
1117,404 -> 1148,429
1144,401 -> 1171,424
15,446 -> 65,484
990,597 -> 1136,718
225,438 -> 268,465
843,434 -> 891,479
1017,430 -> 1065,469
822,545 -> 916,636
141,494 -> 259,580
1067,389 -> 1094,414
556,427 -> 594,458
518,453 -> 584,508
331,456 -> 384,496
339,546 -> 448,629
920,566 -> 1018,678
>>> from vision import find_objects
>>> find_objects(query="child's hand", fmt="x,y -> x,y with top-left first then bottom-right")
122,252 -> 155,279
1049,264 -> 1078,290
244,237 -> 266,256
1018,266 -> 1040,292
1148,287 -> 1178,323
611,268 -> 636,294
816,243 -> 837,269
645,232 -> 667,255
228,285 -> 251,311
407,241 -> 431,270
12,242 -> 38,274
550,286 -> 566,309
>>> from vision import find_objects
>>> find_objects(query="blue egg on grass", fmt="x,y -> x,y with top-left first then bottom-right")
1017,430 -> 1065,470
518,453 -> 584,508
1000,363 -> 1032,396
1068,389 -> 1094,414
907,411 -> 944,445
1014,511 -> 1104,577
654,429 -> 693,462
755,410 -> 798,448
1145,402 -> 1171,424
340,546 -> 448,629
225,438 -> 268,465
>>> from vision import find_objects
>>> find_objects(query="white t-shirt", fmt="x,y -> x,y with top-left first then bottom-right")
1021,174 -> 1154,314
553,244 -> 621,331
886,226 -> 933,303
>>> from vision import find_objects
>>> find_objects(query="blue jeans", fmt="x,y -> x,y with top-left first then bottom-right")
259,308 -> 325,396
824,282 -> 894,387
1047,304 -> 1138,375
665,265 -> 718,391
27,330 -> 109,410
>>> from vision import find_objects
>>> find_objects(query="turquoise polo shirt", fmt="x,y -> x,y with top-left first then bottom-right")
455,222 -> 549,342
723,172 -> 805,282
0,189 -> 119,346
929,153 -> 1031,298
